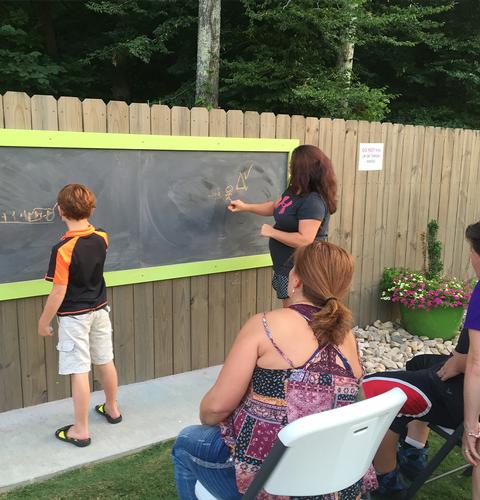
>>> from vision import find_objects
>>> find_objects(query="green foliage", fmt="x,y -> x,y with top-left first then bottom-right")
426,219 -> 443,280
380,266 -> 409,293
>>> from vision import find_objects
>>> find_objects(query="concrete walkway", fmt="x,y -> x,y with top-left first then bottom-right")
0,365 -> 221,493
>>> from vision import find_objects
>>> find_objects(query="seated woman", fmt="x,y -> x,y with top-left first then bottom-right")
172,241 -> 369,500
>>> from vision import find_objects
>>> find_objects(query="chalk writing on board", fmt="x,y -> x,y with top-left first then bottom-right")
0,206 -> 56,224
209,164 -> 255,202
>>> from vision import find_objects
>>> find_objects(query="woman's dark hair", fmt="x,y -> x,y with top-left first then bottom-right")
466,222 -> 480,255
288,145 -> 337,214
293,241 -> 354,346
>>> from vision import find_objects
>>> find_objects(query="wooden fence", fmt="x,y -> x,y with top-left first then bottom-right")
1,91 -> 479,412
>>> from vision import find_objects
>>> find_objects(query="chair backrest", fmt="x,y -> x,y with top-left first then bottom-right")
255,388 -> 406,497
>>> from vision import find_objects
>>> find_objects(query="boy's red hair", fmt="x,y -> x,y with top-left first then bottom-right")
57,184 -> 96,220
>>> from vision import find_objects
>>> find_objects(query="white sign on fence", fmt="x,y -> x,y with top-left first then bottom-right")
358,143 -> 384,171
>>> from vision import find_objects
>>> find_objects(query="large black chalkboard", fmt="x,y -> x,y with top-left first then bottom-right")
0,145 -> 289,286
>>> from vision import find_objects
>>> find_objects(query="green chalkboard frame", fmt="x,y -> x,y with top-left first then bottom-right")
0,129 -> 298,301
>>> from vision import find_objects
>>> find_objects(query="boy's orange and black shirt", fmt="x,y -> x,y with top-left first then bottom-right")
45,225 -> 109,316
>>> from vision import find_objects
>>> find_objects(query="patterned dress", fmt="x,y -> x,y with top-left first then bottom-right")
220,304 -> 377,499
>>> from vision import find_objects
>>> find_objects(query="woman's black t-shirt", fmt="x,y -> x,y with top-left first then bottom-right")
269,190 -> 329,275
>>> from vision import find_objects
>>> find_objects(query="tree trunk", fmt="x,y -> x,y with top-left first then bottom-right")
336,1 -> 359,87
36,0 -> 58,58
337,40 -> 355,86
195,0 -> 221,107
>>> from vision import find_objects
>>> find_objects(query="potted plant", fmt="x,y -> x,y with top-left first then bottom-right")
380,220 -> 473,340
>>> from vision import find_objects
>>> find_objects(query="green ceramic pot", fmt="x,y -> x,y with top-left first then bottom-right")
399,305 -> 464,340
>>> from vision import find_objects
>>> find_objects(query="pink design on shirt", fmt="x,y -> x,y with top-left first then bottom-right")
275,195 -> 293,215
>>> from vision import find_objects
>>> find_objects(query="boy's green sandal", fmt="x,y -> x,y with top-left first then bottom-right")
95,403 -> 123,424
55,425 -> 91,447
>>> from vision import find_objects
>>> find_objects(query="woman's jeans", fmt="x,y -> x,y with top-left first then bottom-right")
172,424 -> 241,500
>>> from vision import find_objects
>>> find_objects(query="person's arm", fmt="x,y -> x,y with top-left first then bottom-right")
260,219 -> 321,248
228,199 -> 279,216
200,314 -> 261,425
463,329 -> 480,465
38,284 -> 67,337
436,350 -> 468,381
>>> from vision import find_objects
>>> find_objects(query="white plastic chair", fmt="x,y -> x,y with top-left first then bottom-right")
195,388 -> 407,499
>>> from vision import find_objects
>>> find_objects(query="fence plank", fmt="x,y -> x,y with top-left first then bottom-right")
377,122 -> 395,320
305,117 -> 319,146
256,267 -> 272,313
191,276 -> 209,369
362,121 -> 383,323
209,109 -> 226,137
405,126 -> 425,269
191,107 -> 209,136
291,115 -> 306,144
225,271 -> 242,354
350,121 -> 370,324
241,269 -> 257,325
171,106 -> 190,136
151,105 -> 171,135
318,118 -> 333,158
443,129 -> 465,275
82,99 -> 106,132
173,278 -> 192,373
153,280 -> 174,377
227,110 -> 244,137
244,111 -> 260,138
427,128 -> 446,223
17,298 -> 47,407
260,112 -> 276,138
31,95 -> 58,131
330,119 -> 347,247
208,274 -> 225,365
383,124 -> 404,269
129,103 -> 151,134
112,286 -> 135,385
107,101 -> 129,133
275,114 -> 290,141
394,125 -> 415,267
3,91 -> 31,129
0,300 -> 22,411
452,130 -> 474,278
133,283 -> 155,381
414,126 -> 436,269
58,97 -> 83,131
436,129 -> 455,251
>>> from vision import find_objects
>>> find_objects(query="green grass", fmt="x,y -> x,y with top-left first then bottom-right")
0,435 -> 471,499
1,441 -> 177,500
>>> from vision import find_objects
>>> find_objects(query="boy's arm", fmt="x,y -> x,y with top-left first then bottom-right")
38,284 -> 67,337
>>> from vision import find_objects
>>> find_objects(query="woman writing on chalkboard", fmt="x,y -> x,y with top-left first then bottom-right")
228,145 -> 337,303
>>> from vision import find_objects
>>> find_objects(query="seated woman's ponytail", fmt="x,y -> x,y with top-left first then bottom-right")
293,242 -> 354,346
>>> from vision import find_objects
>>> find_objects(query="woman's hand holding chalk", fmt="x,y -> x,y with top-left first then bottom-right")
227,199 -> 246,212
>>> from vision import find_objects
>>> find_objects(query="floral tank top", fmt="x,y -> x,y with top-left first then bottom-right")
220,304 -> 377,499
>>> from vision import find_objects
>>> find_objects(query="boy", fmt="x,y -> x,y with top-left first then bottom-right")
38,183 -> 121,447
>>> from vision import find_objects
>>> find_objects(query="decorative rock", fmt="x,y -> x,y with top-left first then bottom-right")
354,320 -> 459,374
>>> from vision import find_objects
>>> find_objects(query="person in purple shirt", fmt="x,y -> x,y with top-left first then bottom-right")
461,221 -> 480,498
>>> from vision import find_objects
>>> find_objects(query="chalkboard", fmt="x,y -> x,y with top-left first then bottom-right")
0,130 -> 297,299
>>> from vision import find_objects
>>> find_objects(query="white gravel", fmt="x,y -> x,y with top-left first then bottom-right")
355,319 -> 458,374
